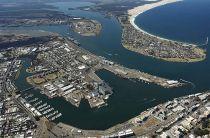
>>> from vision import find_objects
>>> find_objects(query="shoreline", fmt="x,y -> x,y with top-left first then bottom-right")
127,0 -> 197,46
48,91 -> 210,137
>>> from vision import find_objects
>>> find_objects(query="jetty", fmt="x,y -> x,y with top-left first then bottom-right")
100,63 -> 183,88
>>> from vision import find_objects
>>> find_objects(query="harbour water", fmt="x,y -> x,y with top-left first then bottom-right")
2,0 -> 210,130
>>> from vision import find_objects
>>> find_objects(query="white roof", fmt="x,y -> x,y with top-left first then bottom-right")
64,47 -> 70,52
205,102 -> 210,111
189,134 -> 195,138
61,84 -> 73,91
167,80 -> 178,84
160,132 -> 168,138
199,94 -> 207,100
0,53 -> 4,58
186,116 -> 194,122
32,48 -> 37,52
78,65 -> 86,70
15,134 -> 24,138
82,55 -> 89,60
172,105 -> 185,112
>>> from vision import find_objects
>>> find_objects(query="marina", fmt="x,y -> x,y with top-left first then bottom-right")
0,0 -> 209,131
20,94 -> 63,122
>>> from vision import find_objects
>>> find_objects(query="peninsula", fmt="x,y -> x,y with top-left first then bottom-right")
0,30 -> 184,109
120,0 -> 206,62
0,1 -> 209,137
1,37 -> 209,136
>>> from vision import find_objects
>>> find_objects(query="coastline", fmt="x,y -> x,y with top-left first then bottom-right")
127,0 -> 194,45
49,91 -> 210,137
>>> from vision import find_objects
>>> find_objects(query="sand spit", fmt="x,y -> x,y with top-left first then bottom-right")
128,0 -> 184,43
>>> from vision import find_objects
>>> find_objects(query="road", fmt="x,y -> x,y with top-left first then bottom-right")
65,38 -> 185,88
2,57 -> 37,123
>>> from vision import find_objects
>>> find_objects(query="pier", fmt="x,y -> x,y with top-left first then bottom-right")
98,63 -> 184,88
20,94 -> 63,122
65,39 -> 185,89
18,86 -> 35,93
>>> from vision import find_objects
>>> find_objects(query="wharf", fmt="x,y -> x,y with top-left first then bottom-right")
47,92 -> 210,137
100,64 -> 184,88
64,39 -> 185,88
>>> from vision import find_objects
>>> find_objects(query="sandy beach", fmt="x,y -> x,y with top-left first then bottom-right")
128,0 -> 186,44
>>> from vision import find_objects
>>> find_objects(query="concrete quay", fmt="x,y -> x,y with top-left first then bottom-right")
46,92 -> 210,138
100,64 -> 183,88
